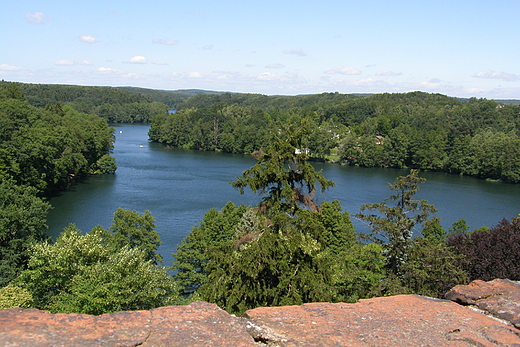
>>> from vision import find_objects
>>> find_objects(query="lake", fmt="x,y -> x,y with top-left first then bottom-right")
47,124 -> 520,265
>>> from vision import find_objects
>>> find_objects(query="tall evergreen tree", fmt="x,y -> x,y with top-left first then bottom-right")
356,170 -> 437,277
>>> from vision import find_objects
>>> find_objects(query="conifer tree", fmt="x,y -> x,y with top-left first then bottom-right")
197,122 -> 360,314
356,170 -> 436,277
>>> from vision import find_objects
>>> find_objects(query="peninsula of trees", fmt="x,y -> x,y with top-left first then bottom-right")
149,91 -> 520,183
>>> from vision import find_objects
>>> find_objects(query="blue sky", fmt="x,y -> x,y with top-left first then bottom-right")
1,0 -> 520,98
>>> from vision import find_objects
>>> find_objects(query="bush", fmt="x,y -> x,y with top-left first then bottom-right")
447,217 -> 520,281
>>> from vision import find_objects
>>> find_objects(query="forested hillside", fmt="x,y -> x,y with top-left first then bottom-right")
150,91 -> 520,183
0,83 -> 116,195
0,82 -> 119,291
119,87 -> 224,108
0,81 -> 169,123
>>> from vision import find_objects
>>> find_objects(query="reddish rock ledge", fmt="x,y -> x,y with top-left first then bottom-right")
1,280 -> 519,346
446,278 -> 520,330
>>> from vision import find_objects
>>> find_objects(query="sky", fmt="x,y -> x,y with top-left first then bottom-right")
1,0 -> 520,98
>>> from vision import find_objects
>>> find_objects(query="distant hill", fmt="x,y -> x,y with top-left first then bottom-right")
458,97 -> 520,105
495,99 -> 520,105
2,80 -> 519,108
117,87 -> 228,108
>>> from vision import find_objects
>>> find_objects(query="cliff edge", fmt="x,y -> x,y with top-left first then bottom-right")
1,279 -> 519,346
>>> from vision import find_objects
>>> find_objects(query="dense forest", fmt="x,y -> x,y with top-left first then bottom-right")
0,81 -> 172,123
150,91 -> 520,183
0,82 -> 119,299
0,81 -> 519,317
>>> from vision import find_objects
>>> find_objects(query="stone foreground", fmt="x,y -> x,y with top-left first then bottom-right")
0,279 -> 519,346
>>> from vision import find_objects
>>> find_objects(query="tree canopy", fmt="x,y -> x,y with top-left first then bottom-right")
15,209 -> 179,314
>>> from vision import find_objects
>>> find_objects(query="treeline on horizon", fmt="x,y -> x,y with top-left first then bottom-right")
1,81 -> 520,317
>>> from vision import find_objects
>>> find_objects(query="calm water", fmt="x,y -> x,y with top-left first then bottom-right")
47,124 -> 520,265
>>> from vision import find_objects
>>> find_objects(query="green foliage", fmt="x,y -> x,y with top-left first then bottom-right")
356,170 -> 437,277
354,171 -> 469,297
49,247 -> 177,315
400,235 -> 468,298
16,210 -> 179,314
190,126 -> 381,314
3,83 -> 25,101
0,81 -> 172,123
0,284 -> 34,309
448,219 -> 470,235
93,154 -> 117,174
0,180 -> 51,287
105,208 -> 162,263
0,91 -> 116,195
333,243 -> 387,301
199,220 -> 335,314
172,202 -> 250,296
149,90 -> 520,182
197,204 -> 359,314
232,122 -> 335,215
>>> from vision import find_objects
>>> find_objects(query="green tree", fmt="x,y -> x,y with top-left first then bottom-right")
196,123 -> 364,314
4,83 -> 25,100
104,208 -> 163,264
356,170 -> 437,277
17,219 -> 178,314
199,218 -> 333,314
49,247 -> 177,315
0,180 -> 51,287
93,154 -> 117,174
0,284 -> 34,309
197,202 -> 364,315
448,219 -> 470,235
172,202 -> 250,296
400,231 -> 468,298
232,122 -> 334,215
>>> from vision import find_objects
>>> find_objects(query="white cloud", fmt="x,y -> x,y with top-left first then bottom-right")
77,60 -> 93,66
0,64 -> 22,71
80,35 -> 97,43
376,70 -> 402,77
325,67 -> 362,75
283,49 -> 307,57
188,71 -> 204,78
258,72 -> 279,81
26,12 -> 51,24
152,39 -> 178,45
152,60 -> 168,65
203,45 -> 214,50
473,70 -> 520,82
96,67 -> 137,78
55,60 -> 93,66
245,64 -> 255,68
265,63 -> 285,69
256,72 -> 304,85
97,67 -> 121,74
55,60 -> 74,66
128,56 -> 147,64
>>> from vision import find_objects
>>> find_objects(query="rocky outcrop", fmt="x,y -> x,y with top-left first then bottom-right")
446,278 -> 520,329
0,302 -> 256,347
245,295 -> 520,346
1,280 -> 519,346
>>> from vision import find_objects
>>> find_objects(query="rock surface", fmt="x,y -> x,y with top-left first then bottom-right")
0,301 -> 257,347
1,280 -> 519,346
446,278 -> 520,329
